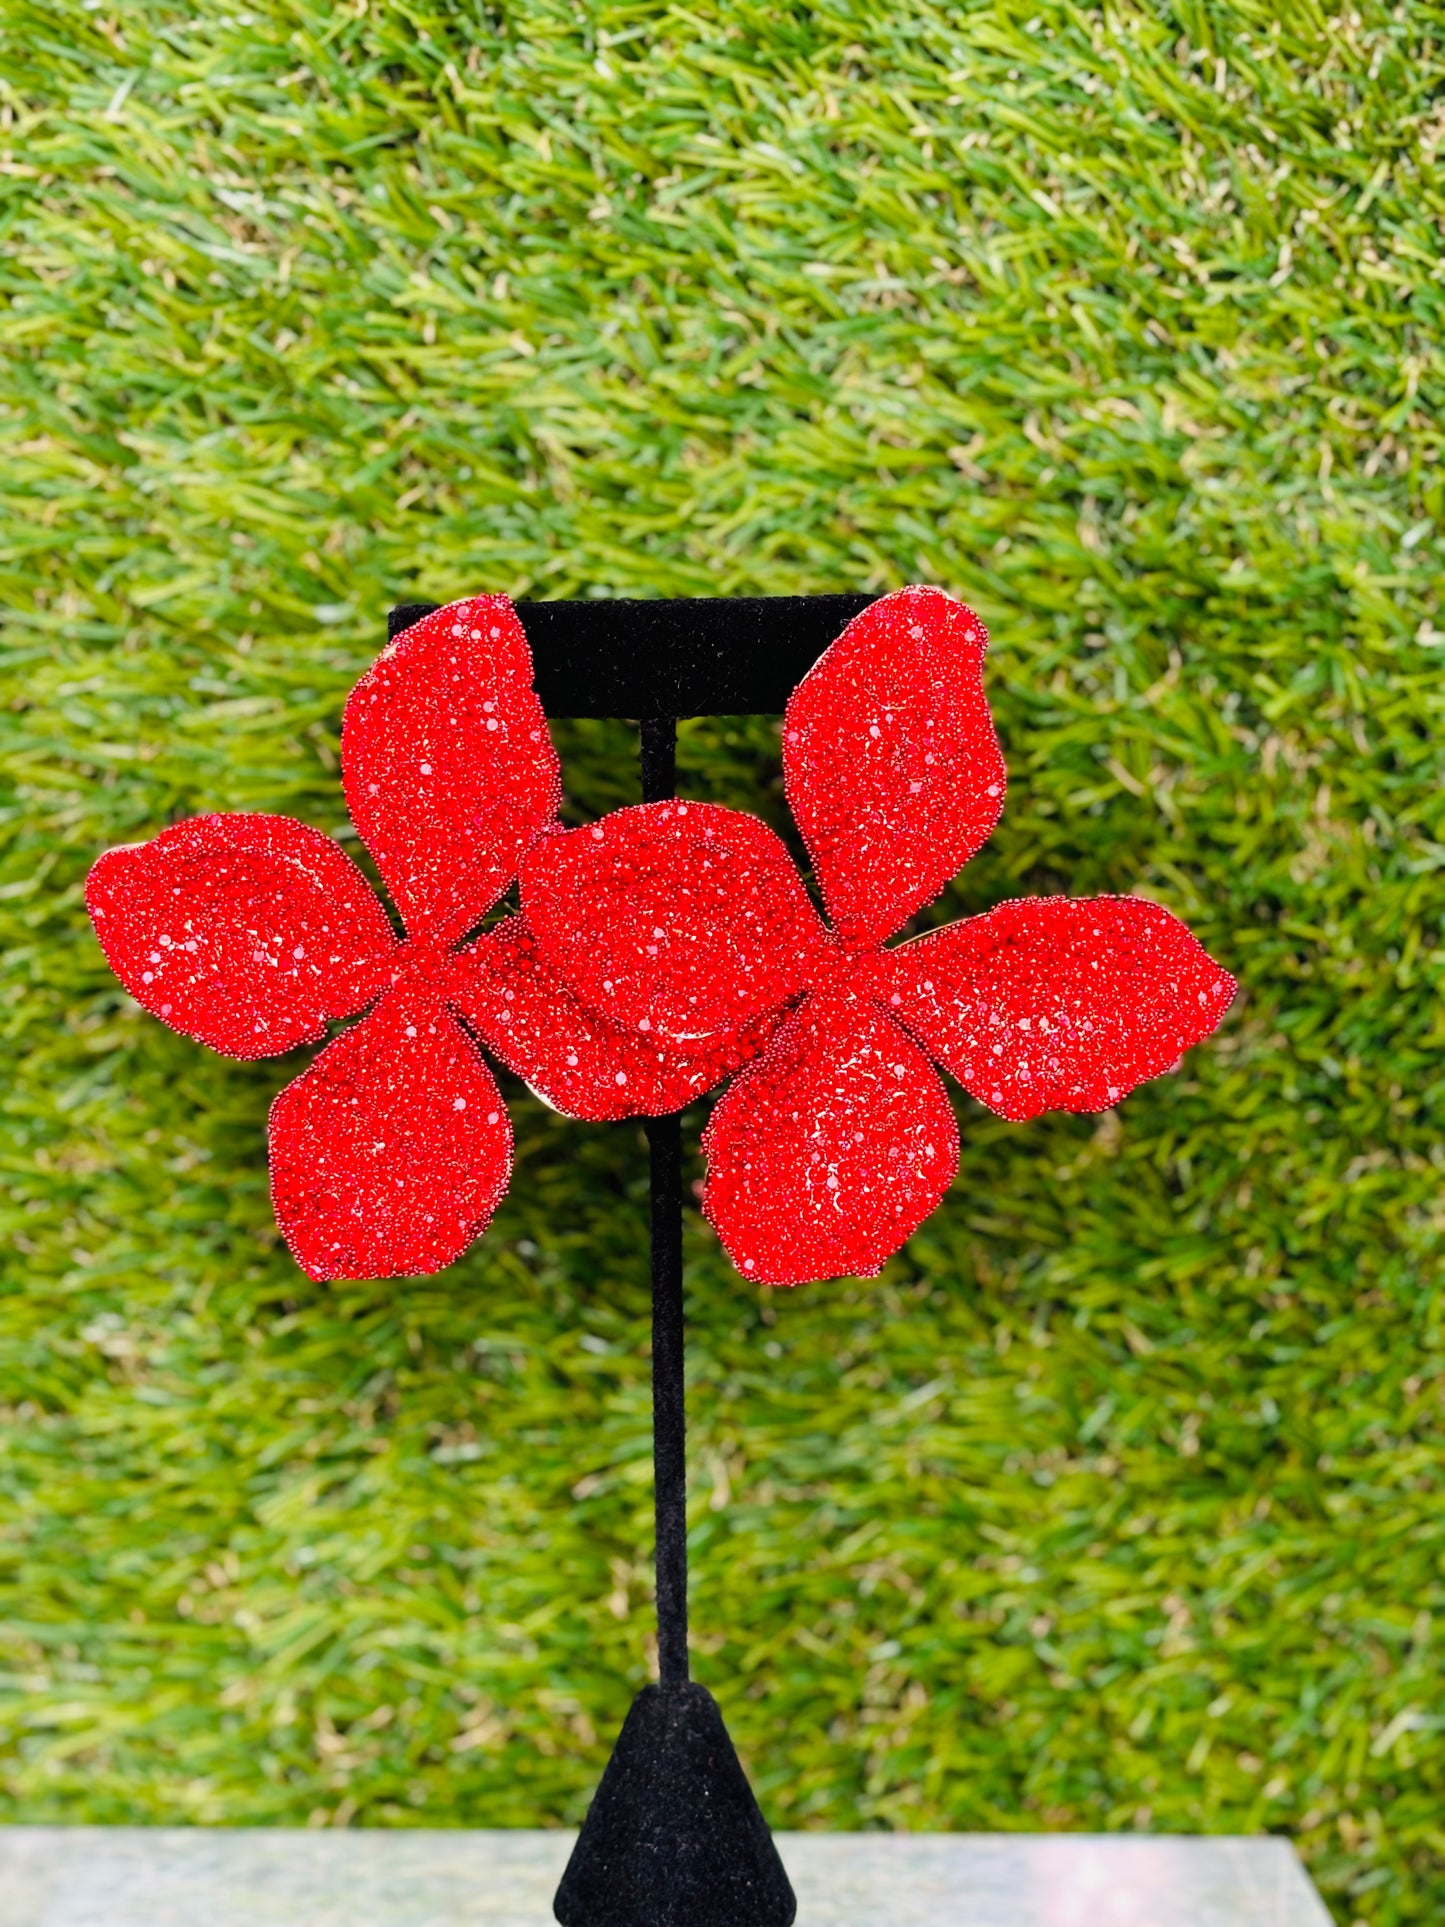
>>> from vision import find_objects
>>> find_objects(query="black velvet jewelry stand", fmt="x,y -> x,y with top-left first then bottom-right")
389,594 -> 874,1927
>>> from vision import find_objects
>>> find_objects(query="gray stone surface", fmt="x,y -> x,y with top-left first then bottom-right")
0,1827 -> 1333,1926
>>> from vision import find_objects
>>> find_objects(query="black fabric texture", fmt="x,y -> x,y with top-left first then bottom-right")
387,593 -> 876,718
552,1683 -> 798,1927
640,717 -> 690,1693
646,1109 -> 688,1690
639,715 -> 678,802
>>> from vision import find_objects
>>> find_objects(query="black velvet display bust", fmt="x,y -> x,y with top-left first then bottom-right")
389,591 -> 878,1927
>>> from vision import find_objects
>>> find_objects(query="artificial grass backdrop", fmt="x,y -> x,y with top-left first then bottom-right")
1,2 -> 1442,1921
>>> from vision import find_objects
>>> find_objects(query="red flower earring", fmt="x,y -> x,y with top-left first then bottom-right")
86,596 -> 573,1281
488,586 -> 1237,1286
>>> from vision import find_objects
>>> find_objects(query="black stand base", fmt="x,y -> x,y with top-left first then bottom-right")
553,1682 -> 797,1927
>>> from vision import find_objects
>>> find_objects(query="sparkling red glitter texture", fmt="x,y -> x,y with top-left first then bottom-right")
521,802 -> 824,1045
451,915 -> 781,1122
343,596 -> 558,944
520,584 -> 1238,1287
87,814 -> 396,1059
269,987 -> 512,1282
700,989 -> 960,1285
884,896 -> 1235,1124
783,586 -> 1006,950
85,595 -> 577,1283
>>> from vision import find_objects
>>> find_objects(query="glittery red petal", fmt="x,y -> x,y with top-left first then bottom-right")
85,813 -> 397,1061
268,990 -> 513,1281
885,895 -> 1237,1123
701,988 -> 960,1287
342,595 -> 561,944
521,801 -> 826,1047
783,585 -> 1006,949
452,917 -> 780,1121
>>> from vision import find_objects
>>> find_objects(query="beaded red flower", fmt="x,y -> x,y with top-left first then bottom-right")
85,596 -> 577,1282
484,586 -> 1237,1286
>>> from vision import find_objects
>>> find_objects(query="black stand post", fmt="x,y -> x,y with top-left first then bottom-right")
639,717 -> 690,1692
647,1110 -> 689,1688
552,718 -> 796,1927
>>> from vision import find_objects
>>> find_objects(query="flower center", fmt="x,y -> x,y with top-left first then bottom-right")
388,935 -> 455,994
811,936 -> 883,999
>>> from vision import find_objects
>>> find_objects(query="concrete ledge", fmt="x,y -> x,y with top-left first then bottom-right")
0,1826 -> 1332,1926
